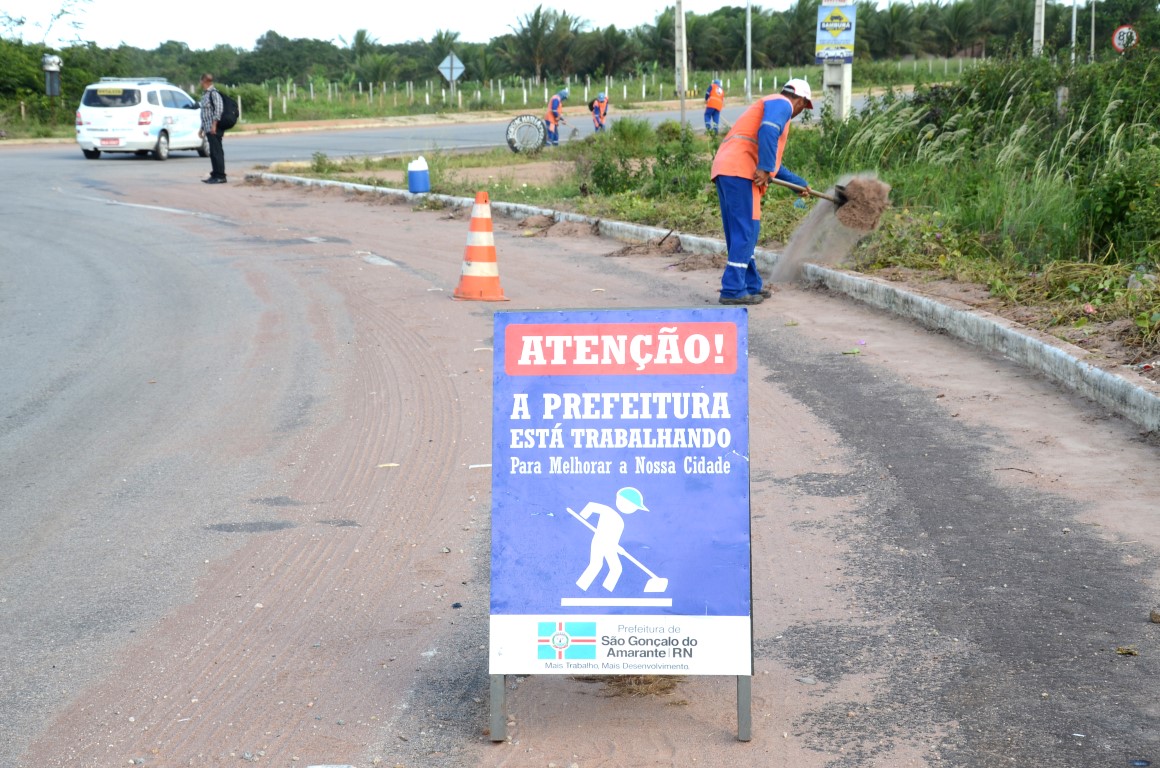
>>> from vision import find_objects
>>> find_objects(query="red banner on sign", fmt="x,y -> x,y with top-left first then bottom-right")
504,322 -> 738,376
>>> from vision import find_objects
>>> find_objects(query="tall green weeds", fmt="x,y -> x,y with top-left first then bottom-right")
823,53 -> 1159,351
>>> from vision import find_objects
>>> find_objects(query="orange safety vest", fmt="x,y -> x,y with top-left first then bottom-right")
710,94 -> 792,219
706,83 -> 724,111
545,95 -> 563,127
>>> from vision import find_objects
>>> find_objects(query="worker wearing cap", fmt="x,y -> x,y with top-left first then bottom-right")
591,91 -> 609,132
575,488 -> 648,593
544,88 -> 569,146
704,79 -> 724,134
710,78 -> 813,305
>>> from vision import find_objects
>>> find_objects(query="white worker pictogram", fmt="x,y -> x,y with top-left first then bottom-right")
568,487 -> 668,594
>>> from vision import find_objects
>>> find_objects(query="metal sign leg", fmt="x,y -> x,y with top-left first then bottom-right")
490,674 -> 507,742
737,675 -> 752,741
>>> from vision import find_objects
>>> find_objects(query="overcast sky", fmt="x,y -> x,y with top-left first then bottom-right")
8,0 -> 790,51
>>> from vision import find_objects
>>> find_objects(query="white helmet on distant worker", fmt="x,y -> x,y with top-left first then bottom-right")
781,78 -> 813,109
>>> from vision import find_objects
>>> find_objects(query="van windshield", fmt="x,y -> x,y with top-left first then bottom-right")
82,88 -> 142,108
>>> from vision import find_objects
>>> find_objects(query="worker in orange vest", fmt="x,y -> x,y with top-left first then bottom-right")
591,92 -> 609,132
704,79 -> 724,135
544,88 -> 569,146
710,79 -> 813,305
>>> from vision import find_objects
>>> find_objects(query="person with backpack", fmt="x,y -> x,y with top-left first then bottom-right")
590,92 -> 609,132
198,73 -> 228,184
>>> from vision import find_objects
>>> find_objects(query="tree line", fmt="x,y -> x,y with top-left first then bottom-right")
2,0 -> 1156,105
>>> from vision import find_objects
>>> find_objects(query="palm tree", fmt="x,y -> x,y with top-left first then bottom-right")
340,29 -> 377,64
938,1 -> 979,57
781,0 -> 822,65
356,52 -> 398,85
853,0 -> 879,61
499,5 -> 554,81
548,10 -> 586,77
913,0 -> 944,56
749,8 -> 785,69
685,13 -> 724,72
869,2 -> 921,58
578,25 -> 639,78
464,44 -> 508,85
427,29 -> 461,72
969,0 -> 1008,57
634,8 -> 675,66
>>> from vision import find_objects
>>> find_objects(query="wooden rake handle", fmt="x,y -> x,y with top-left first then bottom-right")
767,177 -> 842,205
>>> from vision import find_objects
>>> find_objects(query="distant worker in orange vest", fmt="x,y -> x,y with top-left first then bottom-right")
591,92 -> 609,132
544,88 -> 569,146
710,79 -> 813,305
704,78 -> 725,135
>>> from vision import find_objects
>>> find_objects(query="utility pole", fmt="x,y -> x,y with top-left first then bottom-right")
675,0 -> 688,128
746,0 -> 753,101
1090,0 -> 1097,61
1071,0 -> 1078,64
1033,0 -> 1046,55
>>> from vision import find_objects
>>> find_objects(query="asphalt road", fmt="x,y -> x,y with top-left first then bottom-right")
1,143 -> 339,764
1,123 -> 1157,767
55,94 -> 872,164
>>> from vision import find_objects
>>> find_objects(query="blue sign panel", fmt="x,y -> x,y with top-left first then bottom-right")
490,308 -> 752,675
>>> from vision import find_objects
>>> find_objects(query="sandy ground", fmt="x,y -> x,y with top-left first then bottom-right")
17,176 -> 1159,768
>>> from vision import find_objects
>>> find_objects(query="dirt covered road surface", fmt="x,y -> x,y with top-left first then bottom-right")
17,176 -> 1159,768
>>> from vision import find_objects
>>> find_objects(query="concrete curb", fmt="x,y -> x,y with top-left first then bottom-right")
249,172 -> 1160,433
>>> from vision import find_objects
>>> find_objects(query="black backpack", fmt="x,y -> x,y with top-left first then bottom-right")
217,90 -> 239,131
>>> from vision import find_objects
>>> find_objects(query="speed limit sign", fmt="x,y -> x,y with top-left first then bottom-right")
1112,24 -> 1139,53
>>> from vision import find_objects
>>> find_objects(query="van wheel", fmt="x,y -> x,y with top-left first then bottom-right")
197,136 -> 209,157
82,148 -> 101,159
153,131 -> 170,161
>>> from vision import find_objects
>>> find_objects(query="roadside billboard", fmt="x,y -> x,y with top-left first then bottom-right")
489,308 -> 752,676
816,4 -> 857,64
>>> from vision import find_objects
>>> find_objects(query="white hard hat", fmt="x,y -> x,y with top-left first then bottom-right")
782,78 -> 813,109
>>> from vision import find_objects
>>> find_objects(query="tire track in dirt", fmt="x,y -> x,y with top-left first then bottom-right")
16,182 -> 489,766
124,286 -> 479,763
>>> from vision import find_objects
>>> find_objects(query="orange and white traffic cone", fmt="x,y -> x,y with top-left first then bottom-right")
452,191 -> 509,301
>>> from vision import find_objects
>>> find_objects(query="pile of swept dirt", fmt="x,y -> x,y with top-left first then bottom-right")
605,235 -> 727,273
677,252 -> 726,271
608,234 -> 683,258
518,215 -> 599,238
540,220 -> 599,238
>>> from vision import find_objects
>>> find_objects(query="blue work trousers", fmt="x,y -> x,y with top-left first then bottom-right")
704,107 -> 720,133
716,175 -> 764,299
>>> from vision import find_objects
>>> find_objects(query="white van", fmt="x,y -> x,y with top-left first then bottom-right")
75,78 -> 209,160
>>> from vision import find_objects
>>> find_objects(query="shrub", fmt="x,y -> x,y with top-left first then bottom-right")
1084,145 -> 1160,262
654,119 -> 684,143
609,117 -> 654,151
585,142 -> 639,195
646,124 -> 707,199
